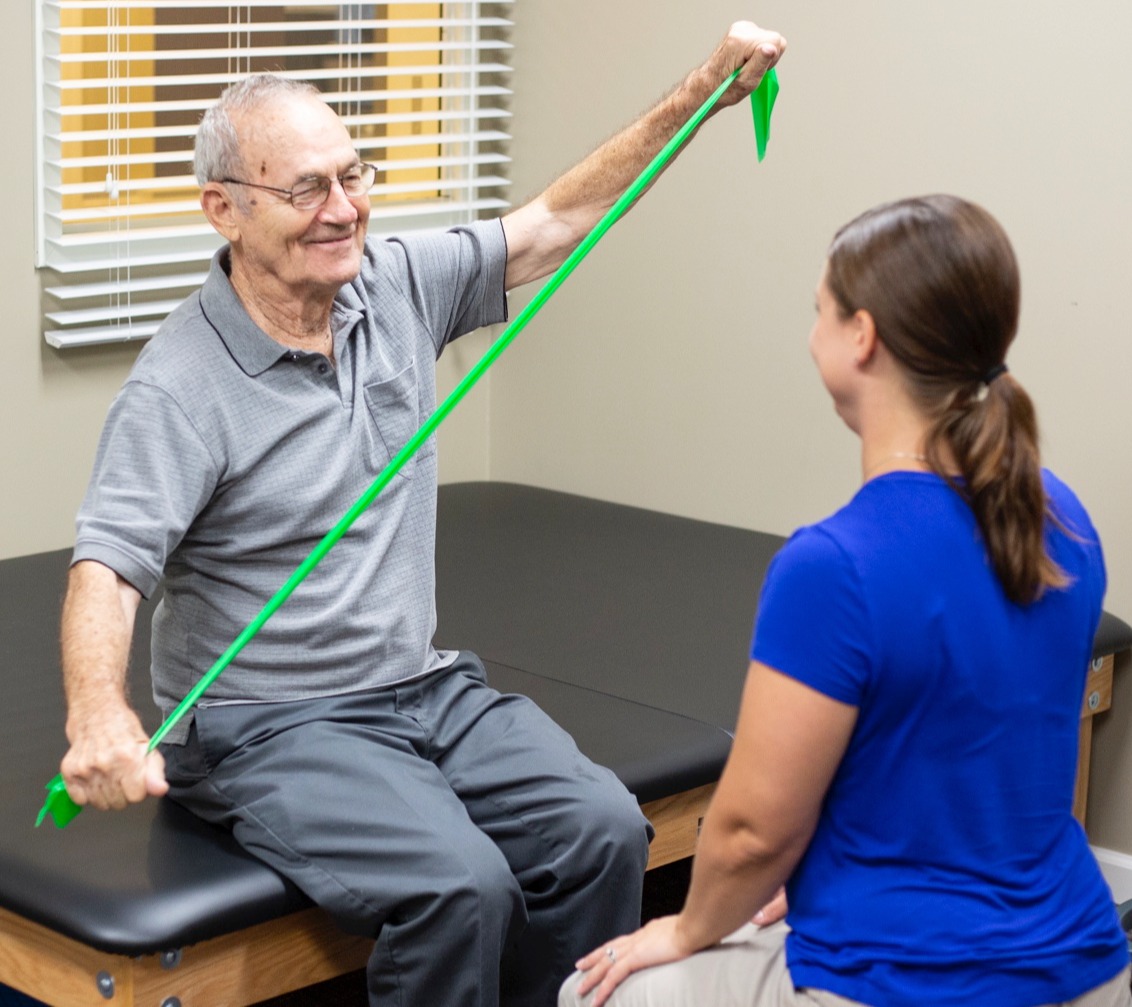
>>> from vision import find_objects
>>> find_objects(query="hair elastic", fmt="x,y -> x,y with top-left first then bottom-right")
982,362 -> 1008,386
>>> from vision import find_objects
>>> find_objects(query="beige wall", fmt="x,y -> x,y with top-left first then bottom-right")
5,3 -> 1132,842
494,1 -> 1132,844
497,0 -> 1132,601
0,1 -> 137,560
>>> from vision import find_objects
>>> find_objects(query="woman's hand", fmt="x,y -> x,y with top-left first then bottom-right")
573,914 -> 697,1007
753,886 -> 788,926
570,887 -> 789,1006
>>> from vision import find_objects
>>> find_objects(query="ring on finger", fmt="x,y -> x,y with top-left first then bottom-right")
605,946 -> 617,964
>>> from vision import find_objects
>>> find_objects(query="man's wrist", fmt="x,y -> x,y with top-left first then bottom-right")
65,696 -> 137,741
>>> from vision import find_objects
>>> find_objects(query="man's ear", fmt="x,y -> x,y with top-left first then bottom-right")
851,309 -> 879,367
201,183 -> 242,242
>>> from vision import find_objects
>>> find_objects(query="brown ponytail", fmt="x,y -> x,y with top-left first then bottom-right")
825,195 -> 1066,605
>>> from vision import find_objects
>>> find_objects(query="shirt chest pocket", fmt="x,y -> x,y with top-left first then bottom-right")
363,359 -> 427,481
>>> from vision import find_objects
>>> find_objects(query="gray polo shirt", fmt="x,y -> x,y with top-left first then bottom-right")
74,220 -> 508,738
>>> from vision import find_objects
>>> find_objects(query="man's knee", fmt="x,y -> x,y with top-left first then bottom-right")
447,837 -> 528,935
584,775 -> 652,873
392,834 -> 527,947
296,821 -> 528,950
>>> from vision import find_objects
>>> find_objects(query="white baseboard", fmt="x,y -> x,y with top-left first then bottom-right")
1092,846 -> 1132,905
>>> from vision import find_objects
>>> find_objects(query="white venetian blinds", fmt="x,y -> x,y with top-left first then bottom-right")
35,1 -> 514,348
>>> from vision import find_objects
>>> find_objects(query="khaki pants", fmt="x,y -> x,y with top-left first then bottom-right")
558,922 -> 1132,1007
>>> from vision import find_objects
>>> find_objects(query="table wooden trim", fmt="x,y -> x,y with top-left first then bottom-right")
0,902 -> 372,1007
1076,654 -> 1115,824
641,782 -> 715,870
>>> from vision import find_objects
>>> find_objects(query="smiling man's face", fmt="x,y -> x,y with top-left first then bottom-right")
226,93 -> 371,309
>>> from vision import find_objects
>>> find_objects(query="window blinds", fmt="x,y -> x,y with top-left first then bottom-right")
36,1 -> 513,348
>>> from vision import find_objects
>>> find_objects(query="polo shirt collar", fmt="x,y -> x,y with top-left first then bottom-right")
198,246 -> 364,377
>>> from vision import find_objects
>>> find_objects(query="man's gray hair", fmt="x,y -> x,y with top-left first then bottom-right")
193,74 -> 322,186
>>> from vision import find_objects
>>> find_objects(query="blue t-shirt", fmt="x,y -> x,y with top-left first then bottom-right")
751,471 -> 1128,1007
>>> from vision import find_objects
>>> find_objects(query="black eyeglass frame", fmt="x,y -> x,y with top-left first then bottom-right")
219,162 -> 379,210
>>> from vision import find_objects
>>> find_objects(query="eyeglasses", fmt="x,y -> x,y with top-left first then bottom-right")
220,162 -> 378,210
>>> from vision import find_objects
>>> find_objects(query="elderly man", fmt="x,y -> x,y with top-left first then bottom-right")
57,21 -> 785,1007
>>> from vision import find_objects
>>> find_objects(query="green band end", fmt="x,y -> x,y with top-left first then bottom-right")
37,774 -> 83,829
750,66 -> 780,162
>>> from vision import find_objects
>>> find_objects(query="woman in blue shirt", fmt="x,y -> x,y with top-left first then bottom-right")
561,195 -> 1130,1007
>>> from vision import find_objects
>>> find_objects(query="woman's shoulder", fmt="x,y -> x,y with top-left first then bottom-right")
1041,468 -> 1093,527
1041,468 -> 1103,553
773,473 -> 979,586
1040,468 -> 1104,583
769,517 -> 861,591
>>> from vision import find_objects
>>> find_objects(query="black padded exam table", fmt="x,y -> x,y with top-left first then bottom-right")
1,481 -> 1129,1006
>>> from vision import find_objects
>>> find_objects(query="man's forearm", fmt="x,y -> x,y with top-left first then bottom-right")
538,69 -> 718,230
62,560 -> 140,734
60,560 -> 168,810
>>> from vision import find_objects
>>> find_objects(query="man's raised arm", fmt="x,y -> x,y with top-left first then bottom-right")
501,20 -> 786,290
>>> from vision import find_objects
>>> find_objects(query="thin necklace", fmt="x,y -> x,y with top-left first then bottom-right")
864,451 -> 928,482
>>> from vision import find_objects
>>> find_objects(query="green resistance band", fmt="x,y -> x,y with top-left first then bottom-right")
37,66 -> 779,829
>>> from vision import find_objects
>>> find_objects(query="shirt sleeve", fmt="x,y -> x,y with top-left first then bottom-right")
371,218 -> 509,357
751,526 -> 874,707
73,380 -> 220,598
